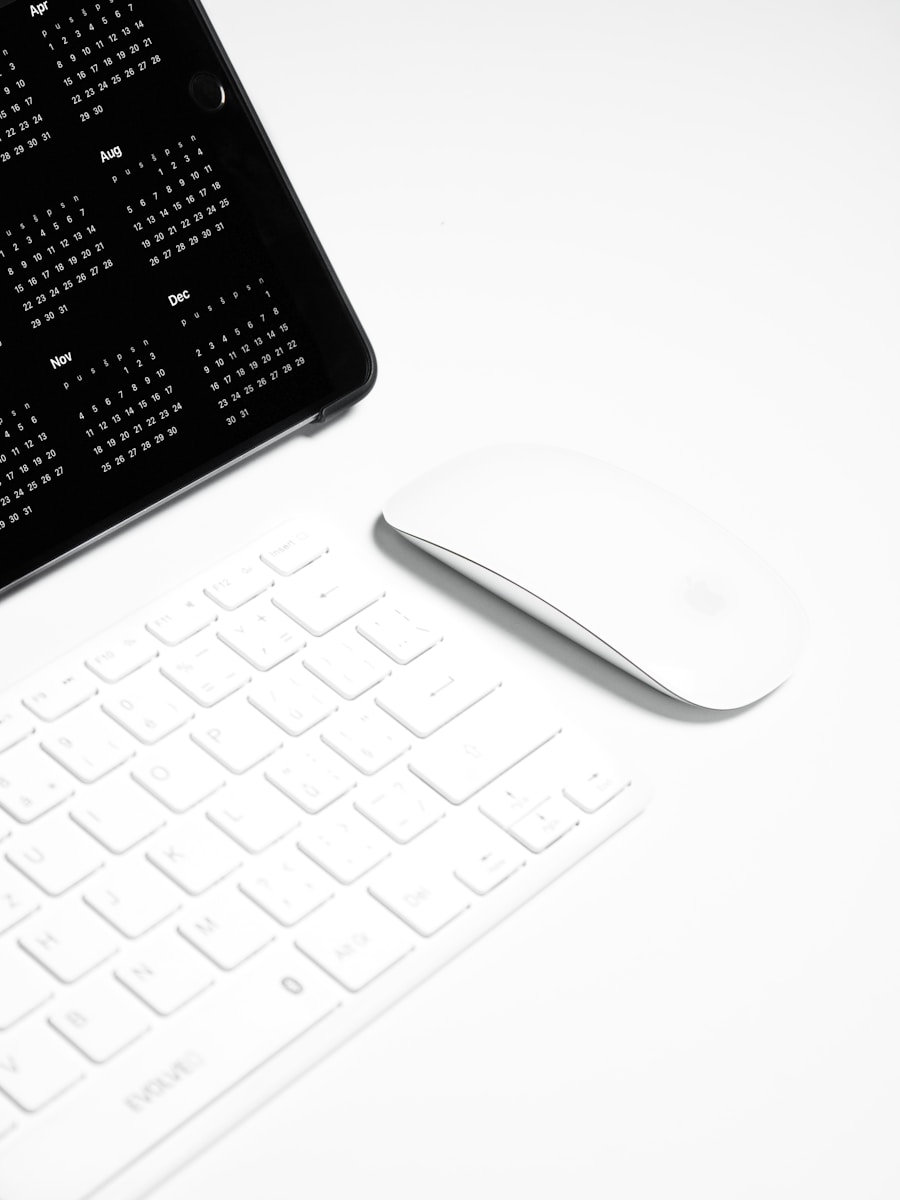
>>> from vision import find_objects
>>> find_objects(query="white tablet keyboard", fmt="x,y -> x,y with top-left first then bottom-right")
0,521 -> 648,1200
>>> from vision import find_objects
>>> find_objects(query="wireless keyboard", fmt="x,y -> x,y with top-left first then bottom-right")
0,521 -> 648,1200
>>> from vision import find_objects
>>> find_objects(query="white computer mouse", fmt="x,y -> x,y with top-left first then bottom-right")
382,443 -> 806,710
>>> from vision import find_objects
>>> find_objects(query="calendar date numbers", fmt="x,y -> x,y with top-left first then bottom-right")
1,194 -> 112,328
61,339 -> 183,472
39,0 -> 162,120
0,47 -> 52,166
181,277 -> 308,424
0,403 -> 64,532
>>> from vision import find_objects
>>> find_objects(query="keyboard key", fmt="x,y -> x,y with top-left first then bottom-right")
116,932 -> 215,1015
248,670 -> 337,737
203,559 -> 274,610
478,748 -> 582,849
178,889 -> 275,969
84,860 -> 182,939
146,594 -> 217,646
563,761 -> 632,813
19,903 -> 119,983
265,742 -> 356,814
0,1020 -> 85,1112
6,820 -> 105,895
0,744 -> 75,822
354,774 -> 445,844
409,690 -> 561,804
40,711 -> 136,783
356,603 -> 441,664
375,649 -> 499,736
70,777 -> 167,853
217,602 -> 304,670
239,848 -> 334,926
504,795 -> 580,852
273,557 -> 383,635
259,528 -> 328,575
21,670 -> 97,722
0,944 -> 54,1030
0,863 -> 41,934
102,676 -> 193,744
294,893 -> 415,992
369,869 -> 470,936
0,708 -> 35,754
85,634 -> 159,683
479,781 -> 548,830
296,811 -> 391,884
147,820 -> 243,895
131,736 -> 226,812
455,835 -> 526,896
49,976 -> 151,1063
207,783 -> 301,853
191,703 -> 283,773
320,707 -> 410,775
302,635 -> 391,699
161,640 -> 251,707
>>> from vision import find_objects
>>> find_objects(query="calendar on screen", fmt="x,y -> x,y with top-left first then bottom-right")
0,0 -> 375,592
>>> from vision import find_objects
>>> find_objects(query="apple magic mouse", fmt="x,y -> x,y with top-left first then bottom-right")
382,444 -> 806,710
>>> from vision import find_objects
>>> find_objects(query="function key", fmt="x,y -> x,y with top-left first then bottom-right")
85,633 -> 159,683
21,670 -> 97,722
146,595 -> 217,647
203,561 -> 274,611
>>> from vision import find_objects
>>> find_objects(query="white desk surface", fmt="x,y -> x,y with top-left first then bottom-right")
2,1 -> 899,1197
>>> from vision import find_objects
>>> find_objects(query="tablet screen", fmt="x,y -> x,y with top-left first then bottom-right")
0,0 -> 375,592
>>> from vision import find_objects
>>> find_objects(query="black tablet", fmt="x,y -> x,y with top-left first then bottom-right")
0,0 -> 376,593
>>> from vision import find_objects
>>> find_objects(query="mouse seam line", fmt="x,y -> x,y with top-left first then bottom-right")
390,527 -> 688,705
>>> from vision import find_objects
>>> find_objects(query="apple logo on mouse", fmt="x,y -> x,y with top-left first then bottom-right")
684,575 -> 728,617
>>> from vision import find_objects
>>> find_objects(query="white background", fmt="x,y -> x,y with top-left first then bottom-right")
2,1 -> 899,1196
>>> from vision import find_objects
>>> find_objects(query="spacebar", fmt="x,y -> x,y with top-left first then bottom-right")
0,946 -> 340,1200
